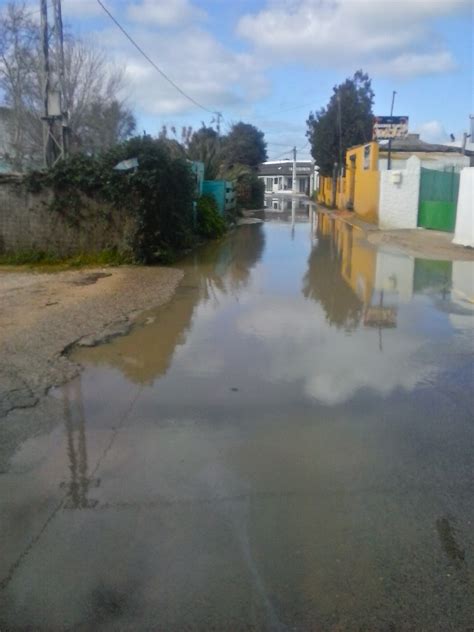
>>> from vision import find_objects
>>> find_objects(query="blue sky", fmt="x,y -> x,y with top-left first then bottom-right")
3,0 -> 473,160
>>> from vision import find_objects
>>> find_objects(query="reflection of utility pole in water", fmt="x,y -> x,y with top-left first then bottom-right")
364,288 -> 398,352
291,198 -> 296,239
60,377 -> 99,509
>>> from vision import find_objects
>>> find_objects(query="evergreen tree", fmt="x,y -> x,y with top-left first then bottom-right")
306,70 -> 375,176
221,122 -> 267,169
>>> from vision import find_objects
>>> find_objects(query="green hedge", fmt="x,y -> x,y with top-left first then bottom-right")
196,195 -> 227,239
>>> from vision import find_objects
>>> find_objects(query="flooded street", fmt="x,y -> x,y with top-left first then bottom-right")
1,206 -> 473,631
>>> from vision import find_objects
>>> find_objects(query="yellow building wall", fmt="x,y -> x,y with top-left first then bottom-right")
317,143 -> 380,224
346,142 -> 379,224
317,176 -> 333,206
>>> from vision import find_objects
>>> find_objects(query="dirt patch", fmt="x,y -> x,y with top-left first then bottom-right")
316,206 -> 474,262
0,265 -> 184,420
367,230 -> 474,261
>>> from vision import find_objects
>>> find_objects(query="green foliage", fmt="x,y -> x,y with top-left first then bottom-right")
196,195 -> 226,239
306,70 -> 375,176
187,125 -> 221,179
219,163 -> 264,211
26,136 -> 197,263
235,172 -> 265,210
221,122 -> 267,169
0,248 -> 131,268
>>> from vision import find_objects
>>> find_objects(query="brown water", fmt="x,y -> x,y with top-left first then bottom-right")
1,210 -> 474,631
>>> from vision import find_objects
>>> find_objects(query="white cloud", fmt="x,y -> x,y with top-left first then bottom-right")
371,51 -> 457,78
62,0 -> 102,18
416,120 -> 450,143
127,0 -> 206,27
237,0 -> 469,77
237,297 -> 434,406
100,25 -> 269,116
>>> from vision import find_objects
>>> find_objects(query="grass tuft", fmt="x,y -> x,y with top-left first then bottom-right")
0,248 -> 133,270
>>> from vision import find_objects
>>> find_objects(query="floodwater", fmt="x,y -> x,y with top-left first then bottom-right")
1,204 -> 474,631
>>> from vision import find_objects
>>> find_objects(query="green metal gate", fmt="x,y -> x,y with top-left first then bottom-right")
418,167 -> 459,232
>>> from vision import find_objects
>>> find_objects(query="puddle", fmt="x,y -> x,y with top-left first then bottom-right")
72,272 -> 112,286
1,208 -> 473,631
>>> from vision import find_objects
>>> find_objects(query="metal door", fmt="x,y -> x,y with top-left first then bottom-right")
418,167 -> 459,232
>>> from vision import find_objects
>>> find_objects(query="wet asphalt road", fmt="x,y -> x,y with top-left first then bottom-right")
1,204 -> 473,631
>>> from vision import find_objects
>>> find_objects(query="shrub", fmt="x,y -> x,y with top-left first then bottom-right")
196,195 -> 227,239
26,136 -> 196,263
235,172 -> 265,210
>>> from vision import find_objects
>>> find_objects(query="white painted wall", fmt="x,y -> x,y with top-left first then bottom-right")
379,156 -> 421,230
453,167 -> 474,248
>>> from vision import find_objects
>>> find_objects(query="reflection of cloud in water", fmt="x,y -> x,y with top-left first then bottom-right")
74,225 -> 266,385
237,297 -> 434,405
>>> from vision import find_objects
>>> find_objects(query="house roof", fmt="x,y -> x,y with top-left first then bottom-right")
259,160 -> 313,176
379,133 -> 469,154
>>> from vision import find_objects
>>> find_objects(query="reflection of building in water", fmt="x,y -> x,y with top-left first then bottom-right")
309,213 -> 472,335
264,195 -> 310,219
60,377 -> 99,509
74,225 -> 266,385
306,214 -> 420,330
303,216 -> 364,330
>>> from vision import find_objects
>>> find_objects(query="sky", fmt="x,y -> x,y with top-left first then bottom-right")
4,0 -> 473,160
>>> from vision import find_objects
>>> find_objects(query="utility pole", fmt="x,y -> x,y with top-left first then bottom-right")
387,90 -> 397,171
215,111 -> 223,137
52,0 -> 69,156
292,145 -> 297,194
40,0 -> 68,169
337,92 -> 343,173
40,0 -> 53,168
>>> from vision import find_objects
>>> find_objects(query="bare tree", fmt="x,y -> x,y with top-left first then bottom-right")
0,1 -> 136,170
0,2 -> 40,170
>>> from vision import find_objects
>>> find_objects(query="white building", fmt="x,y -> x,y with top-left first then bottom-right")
258,160 -> 317,195
378,134 -> 472,172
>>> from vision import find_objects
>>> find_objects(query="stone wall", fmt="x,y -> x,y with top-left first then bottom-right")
0,175 -> 138,257
379,156 -> 421,230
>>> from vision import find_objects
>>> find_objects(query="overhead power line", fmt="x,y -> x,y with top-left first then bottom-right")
268,141 -> 310,161
268,149 -> 293,160
95,0 -> 216,115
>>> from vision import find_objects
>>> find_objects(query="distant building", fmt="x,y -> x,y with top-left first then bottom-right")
258,160 -> 316,194
378,134 -> 471,171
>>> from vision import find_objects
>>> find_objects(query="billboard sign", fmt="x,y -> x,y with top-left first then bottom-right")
373,116 -> 409,140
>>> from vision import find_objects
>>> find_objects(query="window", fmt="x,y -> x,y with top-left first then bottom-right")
363,145 -> 371,170
274,177 -> 278,184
